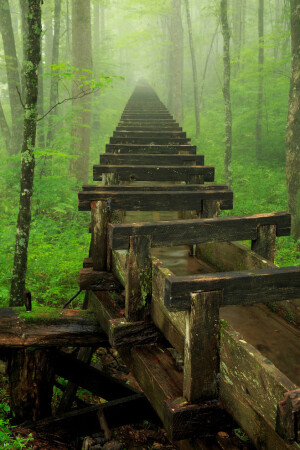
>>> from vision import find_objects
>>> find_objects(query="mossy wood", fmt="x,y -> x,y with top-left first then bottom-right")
113,130 -> 187,139
109,212 -> 291,250
91,200 -> 108,271
106,144 -> 196,154
78,267 -> 122,291
110,137 -> 190,145
100,153 -> 204,166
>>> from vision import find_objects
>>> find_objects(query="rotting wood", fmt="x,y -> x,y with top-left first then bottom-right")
78,268 -> 122,291
0,307 -> 107,347
100,153 -> 204,166
125,235 -> 152,322
276,389 -> 300,443
183,291 -> 221,402
251,223 -> 277,262
91,200 -> 108,271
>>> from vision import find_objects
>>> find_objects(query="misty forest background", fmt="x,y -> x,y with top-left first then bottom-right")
0,0 -> 300,309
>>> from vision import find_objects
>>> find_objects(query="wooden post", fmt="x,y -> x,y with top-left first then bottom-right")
183,291 -> 221,402
276,389 -> 300,442
91,200 -> 108,271
8,348 -> 54,422
103,172 -> 119,185
202,199 -> 221,218
125,235 -> 152,322
251,224 -> 276,262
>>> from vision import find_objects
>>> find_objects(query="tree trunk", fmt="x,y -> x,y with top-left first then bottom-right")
256,0 -> 264,160
286,1 -> 300,238
93,0 -> 101,133
220,0 -> 232,189
184,0 -> 200,137
0,0 -> 23,154
37,45 -> 45,148
0,99 -> 12,154
70,0 -> 92,184
10,0 -> 42,307
232,0 -> 243,74
46,0 -> 61,147
170,0 -> 183,124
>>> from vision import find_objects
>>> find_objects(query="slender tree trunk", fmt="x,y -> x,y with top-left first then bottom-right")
19,0 -> 27,98
170,0 -> 183,124
66,0 -> 71,62
46,0 -> 61,147
0,100 -> 12,154
37,54 -> 44,148
10,0 -> 42,306
286,1 -> 300,238
220,0 -> 232,189
184,0 -> 200,136
200,24 -> 218,109
93,0 -> 101,132
256,0 -> 264,160
232,0 -> 243,74
70,0 -> 92,184
100,3 -> 105,48
0,0 -> 23,154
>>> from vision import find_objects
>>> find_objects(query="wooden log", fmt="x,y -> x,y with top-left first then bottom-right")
78,268 -> 122,291
0,307 -> 107,347
91,200 -> 108,271
251,224 -> 277,262
125,235 -> 152,322
100,153 -> 204,166
109,212 -> 291,250
105,144 -> 197,154
8,348 -> 54,422
276,389 -> 300,442
93,165 -> 214,183
183,291 -> 221,402
165,266 -> 300,311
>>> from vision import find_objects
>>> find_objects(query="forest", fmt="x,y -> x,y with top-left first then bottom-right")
0,0 -> 300,448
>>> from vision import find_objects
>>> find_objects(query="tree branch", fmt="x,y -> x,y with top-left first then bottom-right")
16,86 -> 25,109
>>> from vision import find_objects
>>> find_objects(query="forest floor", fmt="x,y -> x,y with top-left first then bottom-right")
0,347 -> 256,450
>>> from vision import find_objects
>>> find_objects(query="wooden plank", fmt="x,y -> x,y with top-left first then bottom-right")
82,183 -> 228,192
183,291 -> 221,402
93,165 -> 214,182
125,235 -> 152,322
0,307 -> 107,347
91,200 -> 108,271
110,137 -> 190,145
165,266 -> 300,311
220,324 -> 299,449
251,224 -> 277,262
113,131 -> 187,138
79,191 -> 231,213
109,212 -> 290,250
90,291 -> 161,347
105,144 -> 196,154
78,268 -> 122,291
100,153 -> 204,166
116,125 -> 182,131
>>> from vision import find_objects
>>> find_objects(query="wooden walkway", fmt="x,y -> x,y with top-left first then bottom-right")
78,82 -> 300,448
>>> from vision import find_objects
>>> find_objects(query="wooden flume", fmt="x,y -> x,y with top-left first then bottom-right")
0,81 -> 299,447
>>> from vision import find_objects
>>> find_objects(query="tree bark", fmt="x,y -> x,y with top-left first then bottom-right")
170,0 -> 183,124
256,0 -> 264,160
0,0 -> 23,154
184,0 -> 200,136
46,0 -> 61,147
286,1 -> 300,238
0,99 -> 12,154
70,0 -> 92,184
232,0 -> 243,74
10,0 -> 42,306
220,0 -> 232,189
93,0 -> 101,133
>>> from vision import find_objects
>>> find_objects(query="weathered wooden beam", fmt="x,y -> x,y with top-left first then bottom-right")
113,131 -> 187,139
251,224 -> 277,262
82,183 -> 228,192
109,212 -> 291,250
78,268 -> 122,291
125,235 -> 152,322
276,389 -> 300,442
91,200 -> 108,271
93,165 -> 214,182
100,153 -> 204,166
90,291 -> 161,347
165,266 -> 300,311
79,191 -> 232,214
110,137 -> 190,145
183,291 -> 221,402
116,125 -> 182,131
0,307 -> 107,347
105,144 -> 196,154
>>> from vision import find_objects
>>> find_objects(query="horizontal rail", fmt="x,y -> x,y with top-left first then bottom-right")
109,212 -> 291,250
164,265 -> 300,311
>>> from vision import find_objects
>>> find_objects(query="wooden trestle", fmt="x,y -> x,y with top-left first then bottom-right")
78,81 -> 300,448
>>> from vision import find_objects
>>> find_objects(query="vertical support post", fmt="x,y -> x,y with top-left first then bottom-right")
125,234 -> 152,322
183,291 -> 221,402
195,200 -> 220,259
103,172 -> 119,185
251,224 -> 277,262
91,200 -> 108,271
